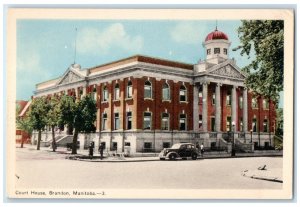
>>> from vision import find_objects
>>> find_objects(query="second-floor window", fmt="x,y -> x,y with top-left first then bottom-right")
114,83 -> 120,100
226,91 -> 231,105
162,83 -> 170,100
263,99 -> 269,109
127,81 -> 133,98
103,86 -> 108,102
144,81 -> 152,99
252,98 -> 258,108
179,85 -> 187,102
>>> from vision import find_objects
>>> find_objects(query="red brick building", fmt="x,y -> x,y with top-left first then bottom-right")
30,29 -> 276,153
16,100 -> 31,144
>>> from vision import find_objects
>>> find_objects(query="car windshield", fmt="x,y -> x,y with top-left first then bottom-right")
170,144 -> 182,149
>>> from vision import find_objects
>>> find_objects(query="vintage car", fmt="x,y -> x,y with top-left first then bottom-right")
158,143 -> 199,160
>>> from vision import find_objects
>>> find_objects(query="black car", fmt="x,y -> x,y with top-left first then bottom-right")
158,143 -> 199,160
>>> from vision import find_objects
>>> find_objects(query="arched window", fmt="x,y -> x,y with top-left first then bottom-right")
114,83 -> 120,100
179,85 -> 187,102
144,81 -> 152,98
127,81 -> 132,98
162,83 -> 170,100
103,86 -> 108,102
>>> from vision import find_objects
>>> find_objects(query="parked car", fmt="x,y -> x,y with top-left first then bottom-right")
158,143 -> 199,160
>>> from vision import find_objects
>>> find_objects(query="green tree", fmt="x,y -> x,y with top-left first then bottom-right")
16,115 -> 33,148
233,20 -> 283,101
46,96 -> 61,152
276,108 -> 283,137
27,97 -> 49,150
59,95 -> 97,154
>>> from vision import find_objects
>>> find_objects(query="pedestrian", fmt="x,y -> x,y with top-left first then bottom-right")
88,142 -> 94,159
98,143 -> 104,160
196,142 -> 200,153
200,143 -> 204,157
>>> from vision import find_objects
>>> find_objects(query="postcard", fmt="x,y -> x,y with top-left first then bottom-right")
6,8 -> 294,199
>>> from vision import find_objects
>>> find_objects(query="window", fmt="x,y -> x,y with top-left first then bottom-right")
252,98 -> 258,108
240,118 -> 243,132
207,49 -> 211,55
223,48 -> 228,55
179,85 -> 187,102
101,142 -> 106,150
112,142 -> 117,151
114,113 -> 120,130
144,81 -> 152,99
102,113 -> 107,130
212,93 -> 216,105
103,86 -> 108,102
252,117 -> 257,132
226,116 -> 232,131
143,112 -> 152,130
163,142 -> 170,148
144,142 -> 152,152
263,99 -> 269,109
239,96 -> 243,109
127,81 -> 133,98
179,114 -> 187,131
79,89 -> 83,100
263,118 -> 268,132
162,83 -> 170,100
125,142 -> 131,146
198,85 -> 203,103
211,117 -> 215,131
226,91 -> 231,105
214,48 -> 220,54
114,83 -> 120,100
199,115 -> 203,129
126,111 -> 132,130
161,113 -> 169,130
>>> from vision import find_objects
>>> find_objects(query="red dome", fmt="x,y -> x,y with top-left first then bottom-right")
205,29 -> 229,41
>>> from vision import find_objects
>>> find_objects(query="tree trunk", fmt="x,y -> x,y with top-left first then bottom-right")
37,130 -> 41,150
51,125 -> 56,152
20,132 -> 24,148
72,128 -> 79,154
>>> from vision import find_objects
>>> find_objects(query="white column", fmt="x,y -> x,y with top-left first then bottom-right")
82,86 -> 86,97
243,87 -> 248,132
231,86 -> 237,132
193,84 -> 199,131
215,83 -> 222,131
202,82 -> 208,131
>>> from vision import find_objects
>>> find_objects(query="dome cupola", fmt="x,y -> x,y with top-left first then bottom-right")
203,27 -> 231,62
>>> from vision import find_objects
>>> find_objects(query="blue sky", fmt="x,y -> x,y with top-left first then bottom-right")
16,19 -> 283,107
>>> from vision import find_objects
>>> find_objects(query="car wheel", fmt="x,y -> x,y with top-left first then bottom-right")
160,158 -> 165,160
191,153 -> 197,160
169,154 -> 176,160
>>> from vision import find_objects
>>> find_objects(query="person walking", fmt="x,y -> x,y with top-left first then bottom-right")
88,142 -> 94,159
98,143 -> 104,160
200,143 -> 204,157
196,142 -> 200,154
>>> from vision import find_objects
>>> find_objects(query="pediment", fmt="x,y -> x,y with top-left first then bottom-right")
209,64 -> 245,79
58,70 -> 84,85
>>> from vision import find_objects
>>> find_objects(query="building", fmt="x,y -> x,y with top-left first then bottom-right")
30,28 -> 276,153
16,100 -> 31,144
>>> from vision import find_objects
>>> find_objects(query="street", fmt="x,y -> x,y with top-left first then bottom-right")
14,147 -> 283,189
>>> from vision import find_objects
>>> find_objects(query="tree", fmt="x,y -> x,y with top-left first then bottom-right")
27,97 -> 49,150
46,96 -> 61,152
16,115 -> 33,148
233,20 -> 283,102
59,95 -> 97,154
275,108 -> 283,137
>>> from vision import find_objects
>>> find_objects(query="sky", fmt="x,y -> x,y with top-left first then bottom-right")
16,19 -> 283,107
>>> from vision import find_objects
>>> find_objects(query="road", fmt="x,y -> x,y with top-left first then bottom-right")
14,147 -> 283,189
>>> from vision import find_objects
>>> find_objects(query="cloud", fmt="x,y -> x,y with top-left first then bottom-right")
170,22 -> 208,44
77,23 -> 143,55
